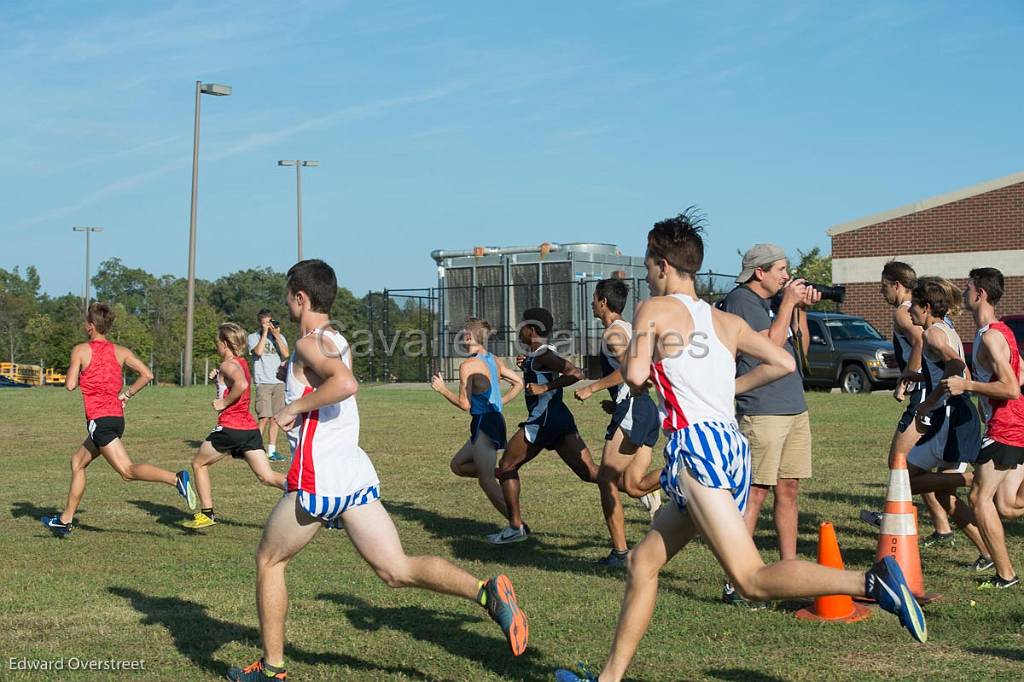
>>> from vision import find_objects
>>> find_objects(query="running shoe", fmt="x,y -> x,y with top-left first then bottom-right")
977,575 -> 1020,590
487,525 -> 530,545
554,662 -> 598,681
967,555 -> 995,572
176,470 -> 197,511
921,531 -> 955,548
639,490 -> 662,520
484,574 -> 528,656
597,550 -> 628,567
865,556 -> 927,643
859,509 -> 883,529
722,582 -> 768,609
268,449 -> 287,462
183,512 -> 216,529
40,515 -> 72,539
226,659 -> 286,681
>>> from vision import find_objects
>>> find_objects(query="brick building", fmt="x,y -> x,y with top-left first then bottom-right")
829,171 -> 1024,341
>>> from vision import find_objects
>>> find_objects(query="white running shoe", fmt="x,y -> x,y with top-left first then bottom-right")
639,491 -> 662,520
487,525 -> 530,545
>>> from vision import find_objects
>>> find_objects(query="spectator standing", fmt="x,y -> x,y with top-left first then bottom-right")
248,309 -> 289,461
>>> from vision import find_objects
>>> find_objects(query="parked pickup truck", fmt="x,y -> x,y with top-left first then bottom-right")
803,311 -> 899,394
962,313 -> 1024,374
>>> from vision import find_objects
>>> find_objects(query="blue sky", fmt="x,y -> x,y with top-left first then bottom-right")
3,1 -> 1022,297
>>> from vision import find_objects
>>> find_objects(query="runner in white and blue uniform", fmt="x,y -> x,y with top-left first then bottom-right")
556,212 -> 925,682
432,318 -> 523,531
574,278 -> 663,566
490,307 -> 600,545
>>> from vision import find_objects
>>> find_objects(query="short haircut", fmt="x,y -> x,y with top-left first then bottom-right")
969,267 -> 1004,305
256,309 -> 273,320
218,322 -> 248,356
286,259 -> 337,313
646,207 -> 705,276
595,278 -> 629,314
521,307 -> 553,337
464,318 -> 493,345
881,261 -> 917,290
912,277 -> 959,319
87,302 -> 115,334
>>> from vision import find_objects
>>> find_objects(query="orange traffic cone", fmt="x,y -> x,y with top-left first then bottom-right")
874,452 -> 939,603
796,522 -> 871,622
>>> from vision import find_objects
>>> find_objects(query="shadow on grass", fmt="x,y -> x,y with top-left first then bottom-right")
968,647 -> 1024,662
182,439 -> 204,449
11,501 -> 166,538
128,500 -> 263,530
706,669 -> 788,681
318,592 -> 547,681
384,500 -> 611,573
108,587 -> 429,679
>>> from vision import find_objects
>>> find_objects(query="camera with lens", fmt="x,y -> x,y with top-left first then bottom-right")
271,319 -> 281,328
771,281 -> 846,307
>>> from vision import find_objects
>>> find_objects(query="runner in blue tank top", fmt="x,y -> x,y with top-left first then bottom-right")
574,278 -> 664,566
489,307 -> 600,544
432,318 -> 523,532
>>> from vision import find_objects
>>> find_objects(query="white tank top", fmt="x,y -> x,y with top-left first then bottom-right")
650,294 -> 736,432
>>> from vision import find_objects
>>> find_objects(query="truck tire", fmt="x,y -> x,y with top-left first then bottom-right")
839,364 -> 871,394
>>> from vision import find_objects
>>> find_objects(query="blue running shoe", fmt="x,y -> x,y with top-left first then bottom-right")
226,658 -> 286,680
41,515 -> 72,538
268,449 -> 287,462
865,556 -> 927,642
485,574 -> 529,656
176,470 -> 197,511
554,662 -> 598,681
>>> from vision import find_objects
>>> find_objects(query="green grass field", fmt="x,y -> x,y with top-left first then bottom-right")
2,386 -> 1022,680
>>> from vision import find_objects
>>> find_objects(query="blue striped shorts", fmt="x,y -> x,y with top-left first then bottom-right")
296,485 -> 380,523
660,420 -> 751,515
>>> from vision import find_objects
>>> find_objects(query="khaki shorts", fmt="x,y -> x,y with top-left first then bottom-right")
739,411 -> 812,486
254,383 -> 285,419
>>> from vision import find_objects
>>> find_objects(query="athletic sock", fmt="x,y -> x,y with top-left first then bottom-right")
611,548 -> 628,559
201,508 -> 214,518
262,659 -> 285,677
476,580 -> 488,608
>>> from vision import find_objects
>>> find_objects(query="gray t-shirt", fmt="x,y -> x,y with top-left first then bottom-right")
722,286 -> 807,416
247,331 -> 287,385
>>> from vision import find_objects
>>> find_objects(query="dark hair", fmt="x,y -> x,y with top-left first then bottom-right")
256,308 -> 273,320
286,259 -> 337,313
912,277 -> 959,319
969,267 -> 1004,305
86,302 -> 115,334
646,207 -> 705,276
881,261 -> 916,290
521,307 -> 553,337
594,278 -> 629,314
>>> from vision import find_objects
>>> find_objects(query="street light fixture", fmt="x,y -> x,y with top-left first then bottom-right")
183,81 -> 231,387
278,160 -> 319,261
72,226 -> 103,315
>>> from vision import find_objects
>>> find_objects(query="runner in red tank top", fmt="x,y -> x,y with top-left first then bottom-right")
943,269 -> 1024,588
185,323 -> 286,529
41,302 -> 197,538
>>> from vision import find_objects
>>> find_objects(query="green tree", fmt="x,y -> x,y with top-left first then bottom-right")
0,266 -> 41,363
93,258 -> 156,317
791,247 -> 836,312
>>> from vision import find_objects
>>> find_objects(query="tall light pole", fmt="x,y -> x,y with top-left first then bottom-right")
277,160 -> 318,261
72,226 -> 103,315
184,81 -> 231,387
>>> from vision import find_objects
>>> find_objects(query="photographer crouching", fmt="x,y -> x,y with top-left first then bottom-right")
719,244 -> 824,607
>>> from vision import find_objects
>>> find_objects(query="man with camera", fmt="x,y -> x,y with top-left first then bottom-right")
720,244 -> 821,606
247,309 -> 290,461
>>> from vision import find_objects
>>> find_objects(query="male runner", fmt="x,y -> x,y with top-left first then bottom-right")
945,268 -> 1024,588
431,317 -> 523,527
861,262 -> 958,547
227,260 -> 527,681
489,307 -> 600,545
184,323 -> 286,529
41,303 -> 195,538
555,212 -> 925,682
574,278 -> 662,566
